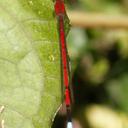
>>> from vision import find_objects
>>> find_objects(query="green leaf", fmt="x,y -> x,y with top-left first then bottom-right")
0,0 -> 65,128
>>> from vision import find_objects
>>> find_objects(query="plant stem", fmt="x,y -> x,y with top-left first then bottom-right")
67,11 -> 128,29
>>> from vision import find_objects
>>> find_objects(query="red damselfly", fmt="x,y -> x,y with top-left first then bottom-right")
54,0 -> 73,128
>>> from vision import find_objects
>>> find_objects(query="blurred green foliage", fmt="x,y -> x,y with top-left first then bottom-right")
66,0 -> 128,127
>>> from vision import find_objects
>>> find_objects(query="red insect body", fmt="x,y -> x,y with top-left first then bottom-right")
59,17 -> 69,88
54,0 -> 71,107
54,0 -> 72,124
65,88 -> 71,106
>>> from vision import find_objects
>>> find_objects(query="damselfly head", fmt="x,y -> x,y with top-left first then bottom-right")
54,0 -> 65,16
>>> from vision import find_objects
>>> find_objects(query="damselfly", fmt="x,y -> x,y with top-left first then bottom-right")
54,0 -> 73,128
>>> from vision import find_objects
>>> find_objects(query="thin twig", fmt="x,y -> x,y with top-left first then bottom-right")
0,106 -> 5,128
0,106 -> 4,114
67,11 -> 128,29
0,120 -> 4,128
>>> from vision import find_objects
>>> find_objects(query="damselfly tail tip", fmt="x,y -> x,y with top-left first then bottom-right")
67,122 -> 73,128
